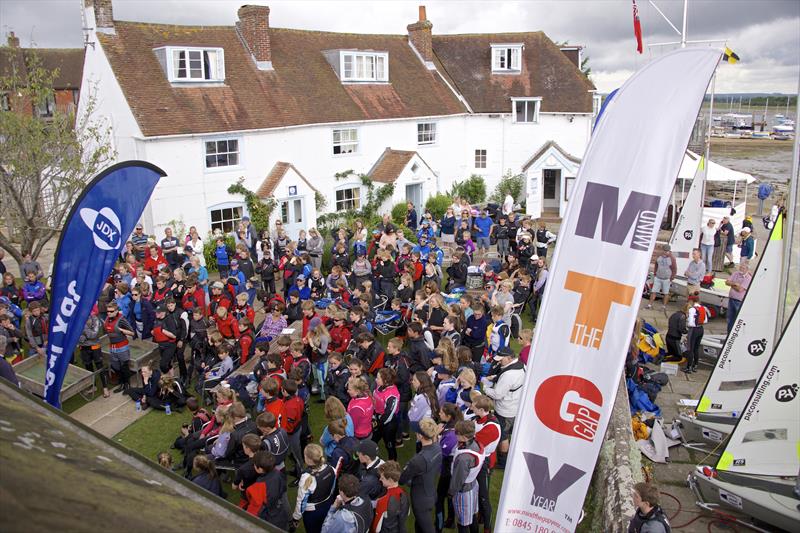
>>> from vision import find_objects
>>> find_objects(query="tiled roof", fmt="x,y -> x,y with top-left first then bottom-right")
367,148 -> 417,183
256,161 -> 320,198
432,32 -> 594,113
97,22 -> 468,137
522,140 -> 582,171
0,47 -> 84,90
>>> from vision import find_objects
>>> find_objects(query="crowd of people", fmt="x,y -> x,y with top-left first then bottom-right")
0,196 -> 553,533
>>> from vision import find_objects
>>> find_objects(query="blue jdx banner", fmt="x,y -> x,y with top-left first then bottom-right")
44,161 -> 165,407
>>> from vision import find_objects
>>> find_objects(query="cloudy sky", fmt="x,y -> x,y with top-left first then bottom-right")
2,0 -> 798,93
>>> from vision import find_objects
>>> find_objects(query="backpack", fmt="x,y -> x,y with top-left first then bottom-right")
283,395 -> 305,434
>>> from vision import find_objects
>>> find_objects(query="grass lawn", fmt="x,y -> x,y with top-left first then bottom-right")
114,395 -> 508,532
111,312 -> 526,532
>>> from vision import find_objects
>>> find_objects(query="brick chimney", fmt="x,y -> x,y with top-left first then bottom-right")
407,5 -> 434,64
7,31 -> 20,48
94,0 -> 115,32
238,5 -> 273,71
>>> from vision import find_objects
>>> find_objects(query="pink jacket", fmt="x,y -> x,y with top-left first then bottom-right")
347,395 -> 375,438
373,385 -> 400,416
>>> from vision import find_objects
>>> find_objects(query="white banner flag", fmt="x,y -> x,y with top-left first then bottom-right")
496,48 -> 721,533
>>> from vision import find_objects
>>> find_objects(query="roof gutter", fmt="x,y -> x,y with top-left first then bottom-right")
135,112 -> 470,141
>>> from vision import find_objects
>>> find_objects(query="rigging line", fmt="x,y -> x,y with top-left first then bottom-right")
647,0 -> 682,36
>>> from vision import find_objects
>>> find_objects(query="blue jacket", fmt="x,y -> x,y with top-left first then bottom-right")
416,225 -> 434,241
116,293 -> 133,324
740,236 -> 755,259
440,215 -> 456,235
215,244 -> 230,266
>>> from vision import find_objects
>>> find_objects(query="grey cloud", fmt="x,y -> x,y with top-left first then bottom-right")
1,0 -> 797,92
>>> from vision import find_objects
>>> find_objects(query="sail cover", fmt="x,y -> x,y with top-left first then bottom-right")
696,215 -> 784,419
716,302 -> 800,477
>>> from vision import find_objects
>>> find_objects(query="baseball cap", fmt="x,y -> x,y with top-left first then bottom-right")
242,216 -> 250,221
135,223 -> 143,229
357,439 -> 379,459
230,259 -> 239,266
156,305 -> 167,313
493,346 -> 516,361
434,365 -> 451,375
296,274 -> 306,281
741,227 -> 751,234
211,281 -> 224,289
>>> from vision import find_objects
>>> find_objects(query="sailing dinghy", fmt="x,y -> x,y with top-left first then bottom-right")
677,215 -> 785,452
689,302 -> 800,532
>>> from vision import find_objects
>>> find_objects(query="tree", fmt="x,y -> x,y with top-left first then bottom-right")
0,49 -> 115,272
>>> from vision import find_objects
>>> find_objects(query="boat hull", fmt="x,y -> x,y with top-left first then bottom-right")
689,466 -> 800,532
676,413 -> 733,454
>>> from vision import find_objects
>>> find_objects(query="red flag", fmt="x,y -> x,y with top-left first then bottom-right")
632,0 -> 644,53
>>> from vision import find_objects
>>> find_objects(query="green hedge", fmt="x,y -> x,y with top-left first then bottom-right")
424,193 -> 452,220
203,234 -> 236,273
391,202 -> 408,225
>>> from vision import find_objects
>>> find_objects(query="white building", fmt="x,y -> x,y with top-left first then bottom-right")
79,0 -> 597,238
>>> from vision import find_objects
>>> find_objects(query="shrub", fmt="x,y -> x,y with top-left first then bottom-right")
449,175 -> 486,204
424,194 -> 452,220
203,234 -> 236,273
391,202 -> 408,225
489,170 -> 525,205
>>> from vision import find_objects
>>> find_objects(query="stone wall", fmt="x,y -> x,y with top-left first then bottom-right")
588,374 -> 643,532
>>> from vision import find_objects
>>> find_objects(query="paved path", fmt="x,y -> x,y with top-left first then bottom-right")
70,391 -> 147,438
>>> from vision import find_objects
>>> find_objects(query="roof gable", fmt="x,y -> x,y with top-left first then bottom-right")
97,22 -> 466,137
257,161 -> 320,198
432,32 -> 594,113
367,148 -> 436,184
522,140 -> 582,172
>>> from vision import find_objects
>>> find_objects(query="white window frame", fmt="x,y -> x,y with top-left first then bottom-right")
335,186 -> 362,212
203,137 -> 242,170
332,128 -> 359,155
592,93 -> 603,117
417,122 -> 437,145
511,98 -> 542,124
339,51 -> 389,83
475,149 -> 487,169
491,43 -> 523,73
209,202 -> 245,235
154,46 -> 225,83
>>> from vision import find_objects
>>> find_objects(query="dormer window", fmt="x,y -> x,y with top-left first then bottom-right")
512,98 -> 541,124
491,44 -> 523,73
154,47 -> 225,83
340,51 -> 389,83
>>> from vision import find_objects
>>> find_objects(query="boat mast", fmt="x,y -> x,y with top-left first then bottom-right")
775,72 -> 800,336
681,0 -> 688,48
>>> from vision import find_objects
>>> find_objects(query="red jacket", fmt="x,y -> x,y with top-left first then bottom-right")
238,330 -> 254,364
215,313 -> 240,340
182,286 -> 206,313
279,349 -> 293,375
209,294 -> 231,316
329,324 -> 352,354
263,396 -> 285,428
144,252 -> 168,276
301,313 -> 319,337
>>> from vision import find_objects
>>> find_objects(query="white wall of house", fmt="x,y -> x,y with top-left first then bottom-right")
380,154 -> 439,214
268,168 -> 318,239
87,35 -> 593,239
